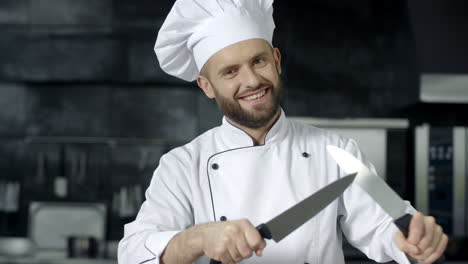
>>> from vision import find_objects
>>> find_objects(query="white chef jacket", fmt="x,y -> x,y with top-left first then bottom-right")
118,109 -> 415,264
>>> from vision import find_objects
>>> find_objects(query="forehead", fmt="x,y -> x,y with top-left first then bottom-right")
203,39 -> 272,71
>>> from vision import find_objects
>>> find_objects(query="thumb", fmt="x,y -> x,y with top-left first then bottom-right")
394,231 -> 420,255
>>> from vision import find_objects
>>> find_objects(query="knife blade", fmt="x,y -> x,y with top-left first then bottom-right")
210,172 -> 357,263
326,145 -> 445,264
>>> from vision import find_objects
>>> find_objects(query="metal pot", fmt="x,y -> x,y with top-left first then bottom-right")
67,236 -> 99,258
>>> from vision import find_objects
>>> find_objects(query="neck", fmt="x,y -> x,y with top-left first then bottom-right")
227,110 -> 281,146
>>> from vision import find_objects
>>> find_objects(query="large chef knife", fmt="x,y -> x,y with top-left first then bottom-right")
326,145 -> 445,264
210,172 -> 357,263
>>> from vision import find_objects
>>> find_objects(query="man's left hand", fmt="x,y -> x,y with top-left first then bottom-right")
394,212 -> 448,264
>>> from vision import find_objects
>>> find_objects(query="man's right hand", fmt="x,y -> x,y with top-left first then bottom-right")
201,219 -> 266,264
160,218 -> 266,264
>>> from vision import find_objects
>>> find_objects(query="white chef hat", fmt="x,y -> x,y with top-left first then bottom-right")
154,0 -> 275,81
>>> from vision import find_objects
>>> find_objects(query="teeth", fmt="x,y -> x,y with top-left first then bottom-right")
244,90 -> 266,100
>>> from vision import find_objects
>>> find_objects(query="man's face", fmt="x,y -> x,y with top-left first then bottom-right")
197,39 -> 282,129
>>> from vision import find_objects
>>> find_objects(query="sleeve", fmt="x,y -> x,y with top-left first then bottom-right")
118,150 -> 194,264
338,139 -> 417,264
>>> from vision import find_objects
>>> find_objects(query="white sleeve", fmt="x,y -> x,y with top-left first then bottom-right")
338,139 -> 417,264
118,151 -> 194,264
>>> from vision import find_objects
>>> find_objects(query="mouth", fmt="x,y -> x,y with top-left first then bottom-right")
239,89 -> 267,101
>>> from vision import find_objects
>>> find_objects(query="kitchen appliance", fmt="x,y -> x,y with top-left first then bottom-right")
415,125 -> 467,237
67,236 -> 99,258
28,202 -> 106,257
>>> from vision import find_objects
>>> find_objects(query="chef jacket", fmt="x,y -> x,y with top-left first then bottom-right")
118,109 -> 415,264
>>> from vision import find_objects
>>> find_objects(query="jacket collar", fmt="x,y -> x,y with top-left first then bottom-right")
219,108 -> 288,147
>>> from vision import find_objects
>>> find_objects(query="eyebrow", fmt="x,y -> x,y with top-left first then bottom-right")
217,64 -> 237,77
216,51 -> 271,77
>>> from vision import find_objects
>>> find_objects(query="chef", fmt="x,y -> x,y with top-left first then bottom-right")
118,0 -> 448,263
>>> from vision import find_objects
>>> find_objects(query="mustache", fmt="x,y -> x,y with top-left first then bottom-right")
237,83 -> 272,98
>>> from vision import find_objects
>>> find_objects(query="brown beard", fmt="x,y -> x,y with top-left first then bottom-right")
211,80 -> 282,129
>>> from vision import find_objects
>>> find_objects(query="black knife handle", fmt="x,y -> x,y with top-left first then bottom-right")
394,213 -> 413,237
256,223 -> 272,240
209,223 -> 271,264
394,213 -> 445,264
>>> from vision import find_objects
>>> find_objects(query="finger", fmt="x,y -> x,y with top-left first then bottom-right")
221,221 -> 245,263
244,229 -> 266,258
413,231 -> 446,264
408,212 -> 425,245
416,243 -> 438,262
220,253 -> 235,264
213,238 -> 231,264
223,238 -> 242,264
430,225 -> 443,249
417,224 -> 444,260
236,235 -> 253,259
218,239 -> 236,264
418,216 -> 436,251
228,243 -> 243,264
394,230 -> 420,255
242,221 -> 265,251
422,234 -> 448,264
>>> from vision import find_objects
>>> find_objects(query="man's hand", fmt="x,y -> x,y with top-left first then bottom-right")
394,212 -> 448,264
202,219 -> 266,264
161,218 -> 265,264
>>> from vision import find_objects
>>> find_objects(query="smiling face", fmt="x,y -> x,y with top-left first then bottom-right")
197,39 -> 283,129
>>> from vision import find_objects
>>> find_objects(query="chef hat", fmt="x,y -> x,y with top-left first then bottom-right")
155,0 -> 275,81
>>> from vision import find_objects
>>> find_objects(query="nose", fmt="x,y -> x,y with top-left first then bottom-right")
241,66 -> 261,89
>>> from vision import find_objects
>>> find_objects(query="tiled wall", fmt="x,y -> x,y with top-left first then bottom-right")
0,0 -> 418,239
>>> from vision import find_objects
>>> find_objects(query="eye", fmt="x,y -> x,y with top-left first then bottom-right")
253,57 -> 266,67
223,68 -> 237,78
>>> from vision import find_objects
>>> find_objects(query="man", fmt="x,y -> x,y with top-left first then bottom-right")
118,0 -> 448,263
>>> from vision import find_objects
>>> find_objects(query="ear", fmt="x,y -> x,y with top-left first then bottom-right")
273,47 -> 282,75
197,75 -> 215,98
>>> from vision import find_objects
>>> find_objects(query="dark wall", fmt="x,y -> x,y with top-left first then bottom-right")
0,0 -> 421,118
0,0 -> 422,239
276,0 -> 419,117
408,0 -> 468,74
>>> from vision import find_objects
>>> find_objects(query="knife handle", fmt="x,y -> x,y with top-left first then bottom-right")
394,213 -> 445,264
256,223 -> 272,240
209,223 -> 271,264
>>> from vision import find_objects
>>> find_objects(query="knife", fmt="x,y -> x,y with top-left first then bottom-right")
210,172 -> 357,263
326,145 -> 445,264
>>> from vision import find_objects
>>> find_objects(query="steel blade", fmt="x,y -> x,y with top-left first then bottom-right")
326,145 -> 407,220
266,172 -> 356,242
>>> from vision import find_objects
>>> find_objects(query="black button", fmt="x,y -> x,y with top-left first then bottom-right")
211,163 -> 219,170
302,152 -> 309,158
220,216 -> 227,221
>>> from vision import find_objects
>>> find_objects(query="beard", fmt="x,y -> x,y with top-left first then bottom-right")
211,80 -> 282,129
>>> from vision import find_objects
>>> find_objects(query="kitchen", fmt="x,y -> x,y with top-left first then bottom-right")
1,0 -> 468,263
